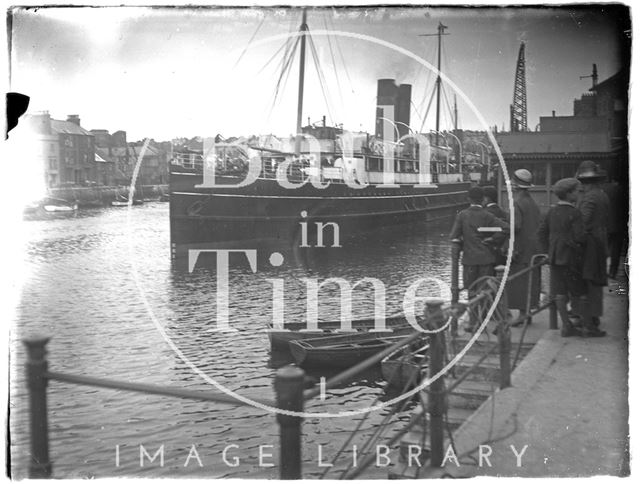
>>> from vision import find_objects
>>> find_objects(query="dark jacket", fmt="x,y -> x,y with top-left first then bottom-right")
578,188 -> 610,285
485,203 -> 507,221
537,202 -> 585,267
513,190 -> 541,265
450,205 -> 510,266
485,202 -> 508,261
603,181 -> 627,235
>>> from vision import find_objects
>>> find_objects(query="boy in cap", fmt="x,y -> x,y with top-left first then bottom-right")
450,186 -> 509,302
538,178 -> 589,337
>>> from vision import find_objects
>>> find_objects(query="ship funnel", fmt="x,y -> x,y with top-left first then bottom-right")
374,79 -> 412,140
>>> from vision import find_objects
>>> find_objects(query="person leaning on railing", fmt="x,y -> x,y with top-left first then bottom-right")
507,169 -> 542,325
450,185 -> 510,302
537,177 -> 603,337
482,185 -> 508,266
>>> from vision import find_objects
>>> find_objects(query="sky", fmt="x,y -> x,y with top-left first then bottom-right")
9,5 -> 630,141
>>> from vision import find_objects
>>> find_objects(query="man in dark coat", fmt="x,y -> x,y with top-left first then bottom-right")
482,185 -> 507,265
576,160 -> 609,336
603,178 -> 628,279
450,186 -> 509,295
482,185 -> 507,220
507,169 -> 541,324
537,178 -> 588,337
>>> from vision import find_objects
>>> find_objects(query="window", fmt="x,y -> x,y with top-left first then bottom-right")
366,157 -> 382,172
48,157 -> 57,170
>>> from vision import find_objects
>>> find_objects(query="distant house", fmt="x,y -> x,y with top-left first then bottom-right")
26,113 -> 96,187
94,152 -> 116,186
91,129 -> 131,184
129,142 -> 169,185
93,129 -> 169,185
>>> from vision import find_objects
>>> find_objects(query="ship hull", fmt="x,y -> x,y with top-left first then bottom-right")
169,167 -> 469,259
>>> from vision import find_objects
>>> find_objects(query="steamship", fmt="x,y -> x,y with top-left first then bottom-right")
169,15 -> 472,259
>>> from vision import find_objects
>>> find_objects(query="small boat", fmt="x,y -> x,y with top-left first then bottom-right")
268,315 -> 410,351
23,197 -> 77,219
42,203 -> 75,213
381,341 -> 430,389
288,328 -> 416,369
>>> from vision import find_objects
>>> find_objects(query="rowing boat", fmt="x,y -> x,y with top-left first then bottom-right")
267,315 -> 410,351
381,341 -> 430,389
288,328 -> 416,369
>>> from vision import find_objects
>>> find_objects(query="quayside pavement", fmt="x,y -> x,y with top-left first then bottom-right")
430,278 -> 629,478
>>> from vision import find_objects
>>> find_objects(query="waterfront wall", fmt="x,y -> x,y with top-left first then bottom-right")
48,185 -> 168,206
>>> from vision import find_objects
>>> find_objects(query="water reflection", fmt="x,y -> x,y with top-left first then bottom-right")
12,203 -> 454,478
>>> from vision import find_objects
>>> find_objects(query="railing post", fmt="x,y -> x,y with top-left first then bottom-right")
425,299 -> 446,468
275,365 -> 305,479
495,266 -> 511,389
549,298 -> 558,330
23,336 -> 52,478
450,239 -> 462,336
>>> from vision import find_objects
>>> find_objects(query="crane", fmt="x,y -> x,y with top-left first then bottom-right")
580,64 -> 598,88
510,42 -> 528,132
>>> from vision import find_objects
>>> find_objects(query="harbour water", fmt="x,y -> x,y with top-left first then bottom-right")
10,202 -> 455,478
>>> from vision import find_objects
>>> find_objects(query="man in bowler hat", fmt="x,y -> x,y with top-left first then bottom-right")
576,160 -> 609,337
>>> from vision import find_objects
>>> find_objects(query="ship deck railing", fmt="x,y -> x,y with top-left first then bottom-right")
169,153 -> 471,186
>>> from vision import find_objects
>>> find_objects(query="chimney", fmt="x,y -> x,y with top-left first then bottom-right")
67,114 -> 80,126
375,79 -> 398,139
395,84 -> 412,139
29,112 -> 52,134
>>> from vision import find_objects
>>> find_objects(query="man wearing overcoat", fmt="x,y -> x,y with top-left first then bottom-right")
576,160 -> 609,336
507,169 -> 541,324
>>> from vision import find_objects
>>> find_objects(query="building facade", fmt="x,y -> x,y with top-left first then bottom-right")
26,113 -> 96,188
492,69 -> 627,212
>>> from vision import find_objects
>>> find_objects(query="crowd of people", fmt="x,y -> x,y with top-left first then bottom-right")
450,160 -> 626,338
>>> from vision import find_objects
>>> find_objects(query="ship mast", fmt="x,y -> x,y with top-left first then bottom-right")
420,22 -> 449,169
435,22 -> 447,149
294,8 -> 308,156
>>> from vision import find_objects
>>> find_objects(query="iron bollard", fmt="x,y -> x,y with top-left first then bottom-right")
495,266 -> 512,389
275,365 -> 305,479
23,336 -> 52,478
425,299 -> 446,468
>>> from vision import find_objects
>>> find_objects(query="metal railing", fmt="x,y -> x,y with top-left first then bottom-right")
337,251 -> 555,478
23,253 -> 554,479
21,337 -> 306,479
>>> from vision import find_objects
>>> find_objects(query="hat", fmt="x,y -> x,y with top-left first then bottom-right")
468,186 -> 484,203
553,177 -> 581,198
482,185 -> 498,202
576,160 -> 607,182
512,169 -> 533,188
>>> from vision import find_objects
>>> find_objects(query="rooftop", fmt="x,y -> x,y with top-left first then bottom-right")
496,131 -> 610,154
50,119 -> 93,136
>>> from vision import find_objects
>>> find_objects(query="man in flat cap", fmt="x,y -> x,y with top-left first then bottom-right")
538,178 -> 589,337
575,160 -> 609,337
